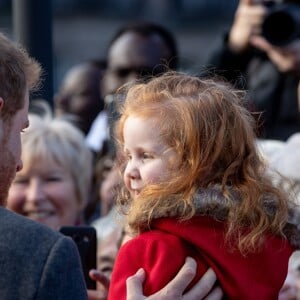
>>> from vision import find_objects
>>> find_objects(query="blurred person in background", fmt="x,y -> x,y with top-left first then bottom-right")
86,21 -> 178,155
6,109 -> 93,230
54,59 -> 106,137
257,132 -> 300,299
101,21 -> 178,97
54,60 -> 108,221
279,251 -> 300,300
207,0 -> 300,140
270,132 -> 300,205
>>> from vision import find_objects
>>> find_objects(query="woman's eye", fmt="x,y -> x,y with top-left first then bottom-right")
46,176 -> 62,182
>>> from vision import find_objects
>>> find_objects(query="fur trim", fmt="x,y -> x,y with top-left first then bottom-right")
149,185 -> 300,249
194,187 -> 300,249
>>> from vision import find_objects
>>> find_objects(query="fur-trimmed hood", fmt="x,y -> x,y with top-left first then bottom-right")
148,186 -> 300,249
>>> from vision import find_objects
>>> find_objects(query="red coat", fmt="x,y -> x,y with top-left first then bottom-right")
108,216 -> 294,300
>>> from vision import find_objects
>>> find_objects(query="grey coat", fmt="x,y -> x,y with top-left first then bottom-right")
0,207 -> 88,300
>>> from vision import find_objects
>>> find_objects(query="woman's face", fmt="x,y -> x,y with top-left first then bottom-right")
6,156 -> 81,230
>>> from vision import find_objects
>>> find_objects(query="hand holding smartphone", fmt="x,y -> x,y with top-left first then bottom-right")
60,226 -> 97,290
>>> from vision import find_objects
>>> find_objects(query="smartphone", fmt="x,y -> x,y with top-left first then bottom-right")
59,226 -> 97,290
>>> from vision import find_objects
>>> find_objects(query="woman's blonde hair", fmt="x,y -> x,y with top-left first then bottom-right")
114,72 -> 289,253
22,108 -> 93,212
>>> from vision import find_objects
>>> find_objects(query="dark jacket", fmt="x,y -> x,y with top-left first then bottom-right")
0,207 -> 88,300
207,34 -> 300,140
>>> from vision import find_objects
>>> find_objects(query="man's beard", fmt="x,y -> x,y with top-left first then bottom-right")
0,145 -> 16,206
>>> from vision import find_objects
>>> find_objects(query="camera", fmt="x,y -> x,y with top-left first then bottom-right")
262,1 -> 300,46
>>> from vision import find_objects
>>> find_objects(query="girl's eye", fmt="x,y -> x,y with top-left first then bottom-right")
142,153 -> 152,160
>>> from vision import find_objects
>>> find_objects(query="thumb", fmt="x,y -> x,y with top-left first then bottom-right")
250,35 -> 273,52
126,269 -> 146,300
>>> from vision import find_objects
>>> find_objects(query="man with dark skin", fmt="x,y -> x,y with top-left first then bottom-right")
101,23 -> 177,97
87,22 -> 178,153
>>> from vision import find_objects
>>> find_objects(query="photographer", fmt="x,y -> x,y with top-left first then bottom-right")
207,0 -> 300,140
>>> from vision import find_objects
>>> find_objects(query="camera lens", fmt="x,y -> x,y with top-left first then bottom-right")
262,4 -> 300,46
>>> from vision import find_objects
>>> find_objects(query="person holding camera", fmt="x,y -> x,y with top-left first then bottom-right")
207,0 -> 300,140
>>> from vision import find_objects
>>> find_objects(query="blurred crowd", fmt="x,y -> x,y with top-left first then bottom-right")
2,0 -> 300,299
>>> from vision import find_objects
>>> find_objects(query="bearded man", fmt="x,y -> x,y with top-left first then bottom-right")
0,32 -> 87,300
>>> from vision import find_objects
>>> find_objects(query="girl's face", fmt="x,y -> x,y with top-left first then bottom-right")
123,115 -> 179,198
6,156 -> 81,230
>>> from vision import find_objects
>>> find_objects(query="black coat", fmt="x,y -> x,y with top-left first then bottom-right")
207,34 -> 300,140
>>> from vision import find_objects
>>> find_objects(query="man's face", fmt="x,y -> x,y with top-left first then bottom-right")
103,32 -> 171,96
0,91 -> 29,204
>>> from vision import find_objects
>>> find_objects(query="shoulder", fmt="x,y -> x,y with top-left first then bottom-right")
0,208 -> 87,299
122,229 -> 185,254
0,207 -> 61,244
0,207 -> 77,263
110,229 -> 190,298
0,208 -> 84,271
116,229 -> 190,278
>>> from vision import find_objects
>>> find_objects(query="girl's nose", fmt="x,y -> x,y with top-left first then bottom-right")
124,161 -> 140,179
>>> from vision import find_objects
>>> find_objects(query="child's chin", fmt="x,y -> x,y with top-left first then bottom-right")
130,190 -> 140,198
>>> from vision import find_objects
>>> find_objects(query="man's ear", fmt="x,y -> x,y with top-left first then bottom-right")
0,97 -> 4,112
298,81 -> 300,113
0,98 -> 4,140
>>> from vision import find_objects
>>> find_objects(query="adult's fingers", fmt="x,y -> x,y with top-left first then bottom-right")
204,287 -> 224,300
89,269 -> 110,290
250,35 -> 273,53
164,257 -> 197,294
240,0 -> 252,5
183,267 -> 217,300
126,268 -> 146,300
240,0 -> 263,5
87,289 -> 108,300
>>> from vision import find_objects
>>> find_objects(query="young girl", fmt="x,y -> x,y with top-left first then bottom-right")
108,72 -> 300,299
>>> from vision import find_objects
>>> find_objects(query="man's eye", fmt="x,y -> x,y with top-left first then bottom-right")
13,178 -> 28,185
115,68 -> 130,78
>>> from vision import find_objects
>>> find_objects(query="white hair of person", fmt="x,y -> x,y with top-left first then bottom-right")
22,108 -> 93,211
268,133 -> 300,205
